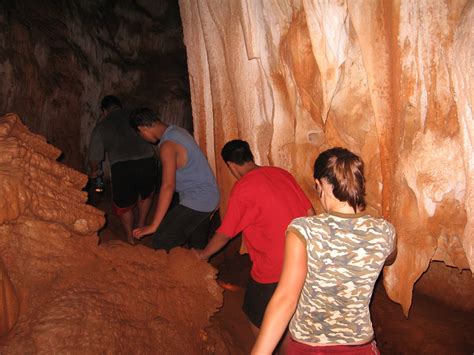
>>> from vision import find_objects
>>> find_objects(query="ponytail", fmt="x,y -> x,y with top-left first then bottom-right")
314,148 -> 366,213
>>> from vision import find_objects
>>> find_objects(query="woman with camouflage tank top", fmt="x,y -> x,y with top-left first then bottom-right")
252,148 -> 397,355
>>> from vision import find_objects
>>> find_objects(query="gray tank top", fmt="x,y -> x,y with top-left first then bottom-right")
159,125 -> 219,212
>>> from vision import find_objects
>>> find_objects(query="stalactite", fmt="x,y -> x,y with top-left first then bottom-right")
179,0 -> 473,314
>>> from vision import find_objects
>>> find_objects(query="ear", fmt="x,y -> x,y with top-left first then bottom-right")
314,179 -> 322,198
320,178 -> 335,198
226,162 -> 240,179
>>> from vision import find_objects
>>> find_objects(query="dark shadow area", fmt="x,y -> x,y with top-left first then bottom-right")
0,0 -> 192,171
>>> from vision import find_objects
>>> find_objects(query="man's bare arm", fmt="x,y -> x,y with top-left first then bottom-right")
196,232 -> 231,260
133,141 -> 177,238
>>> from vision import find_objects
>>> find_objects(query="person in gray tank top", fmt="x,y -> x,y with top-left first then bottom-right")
129,108 -> 220,251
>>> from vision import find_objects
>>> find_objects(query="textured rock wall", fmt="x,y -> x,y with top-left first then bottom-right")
0,114 -> 223,353
0,0 -> 191,170
179,0 -> 473,314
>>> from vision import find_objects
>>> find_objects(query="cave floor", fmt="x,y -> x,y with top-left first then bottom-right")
90,188 -> 474,355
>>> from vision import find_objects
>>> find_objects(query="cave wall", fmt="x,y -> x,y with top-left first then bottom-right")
0,0 -> 191,170
179,0 -> 473,314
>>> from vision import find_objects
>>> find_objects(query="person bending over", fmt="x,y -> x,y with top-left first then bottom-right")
88,95 -> 157,245
252,147 -> 397,355
197,140 -> 314,338
130,108 -> 219,251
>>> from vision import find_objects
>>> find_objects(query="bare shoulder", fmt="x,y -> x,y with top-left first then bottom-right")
159,141 -> 178,156
160,141 -> 180,154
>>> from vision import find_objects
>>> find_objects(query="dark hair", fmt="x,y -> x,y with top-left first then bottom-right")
221,140 -> 254,165
129,108 -> 161,131
313,147 -> 366,213
100,95 -> 122,111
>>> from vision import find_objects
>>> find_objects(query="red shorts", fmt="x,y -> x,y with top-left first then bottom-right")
286,337 -> 379,355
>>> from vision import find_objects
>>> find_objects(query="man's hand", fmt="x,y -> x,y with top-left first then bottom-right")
193,232 -> 230,261
132,225 -> 158,239
88,176 -> 104,193
192,249 -> 208,261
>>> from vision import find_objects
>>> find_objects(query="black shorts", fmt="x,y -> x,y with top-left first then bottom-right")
242,277 -> 278,328
152,204 -> 213,251
110,157 -> 157,209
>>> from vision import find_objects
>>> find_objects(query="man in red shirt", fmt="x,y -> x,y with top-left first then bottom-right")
197,140 -> 314,335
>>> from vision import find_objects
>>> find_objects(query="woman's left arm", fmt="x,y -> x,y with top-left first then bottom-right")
251,231 -> 308,355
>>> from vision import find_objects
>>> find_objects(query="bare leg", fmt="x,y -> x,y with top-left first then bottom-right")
137,194 -> 154,227
118,209 -> 135,245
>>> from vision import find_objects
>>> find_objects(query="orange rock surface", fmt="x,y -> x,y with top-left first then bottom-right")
179,0 -> 474,315
0,114 -> 223,353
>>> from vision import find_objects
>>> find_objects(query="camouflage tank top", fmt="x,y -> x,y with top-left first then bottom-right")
287,211 -> 396,344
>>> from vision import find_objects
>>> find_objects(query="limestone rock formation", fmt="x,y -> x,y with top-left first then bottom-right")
0,260 -> 19,337
0,114 -> 223,353
179,0 -> 474,314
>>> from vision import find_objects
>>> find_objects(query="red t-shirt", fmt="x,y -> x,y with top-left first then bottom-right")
217,166 -> 313,283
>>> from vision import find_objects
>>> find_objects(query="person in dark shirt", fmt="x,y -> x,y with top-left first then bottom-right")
88,96 -> 157,244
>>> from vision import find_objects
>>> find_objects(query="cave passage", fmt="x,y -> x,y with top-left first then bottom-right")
0,0 -> 473,354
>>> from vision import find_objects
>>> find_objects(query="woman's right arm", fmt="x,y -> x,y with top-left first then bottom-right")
251,231 -> 308,355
